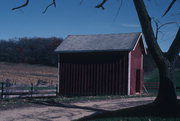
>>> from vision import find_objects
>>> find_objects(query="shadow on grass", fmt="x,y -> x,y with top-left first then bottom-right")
77,100 -> 180,121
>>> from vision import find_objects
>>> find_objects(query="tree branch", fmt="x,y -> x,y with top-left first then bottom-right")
163,0 -> 176,17
95,0 -> 108,10
133,0 -> 166,69
113,0 -> 124,21
42,0 -> 56,14
12,0 -> 29,10
153,20 -> 178,41
166,28 -> 180,63
80,0 -> 84,5
153,19 -> 159,41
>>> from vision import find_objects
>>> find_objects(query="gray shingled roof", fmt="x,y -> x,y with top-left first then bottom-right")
55,32 -> 142,53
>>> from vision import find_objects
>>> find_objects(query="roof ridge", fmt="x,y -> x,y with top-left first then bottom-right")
67,32 -> 141,37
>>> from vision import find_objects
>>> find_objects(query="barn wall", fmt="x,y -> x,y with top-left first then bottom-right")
58,52 -> 129,96
130,38 -> 144,95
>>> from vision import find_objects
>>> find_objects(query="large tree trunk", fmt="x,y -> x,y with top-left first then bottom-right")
133,0 -> 178,108
155,63 -> 177,109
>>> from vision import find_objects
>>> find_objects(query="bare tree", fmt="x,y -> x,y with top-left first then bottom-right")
11,0 -> 180,109
133,0 -> 179,109
93,0 -> 180,109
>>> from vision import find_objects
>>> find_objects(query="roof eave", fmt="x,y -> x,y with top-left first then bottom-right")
55,49 -> 131,54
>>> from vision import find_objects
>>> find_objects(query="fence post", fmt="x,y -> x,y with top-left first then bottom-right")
30,83 -> 33,98
56,84 -> 58,96
1,83 -> 4,99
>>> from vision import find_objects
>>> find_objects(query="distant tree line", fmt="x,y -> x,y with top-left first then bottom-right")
0,37 -> 179,70
144,50 -> 180,72
0,37 -> 63,66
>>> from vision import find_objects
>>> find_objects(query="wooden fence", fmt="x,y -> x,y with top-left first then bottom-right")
0,82 -> 58,99
1,81 -> 179,99
144,82 -> 180,90
144,82 -> 159,90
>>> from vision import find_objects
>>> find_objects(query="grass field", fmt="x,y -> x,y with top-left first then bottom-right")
175,71 -> 180,86
144,69 -> 180,95
144,69 -> 180,86
0,62 -> 58,86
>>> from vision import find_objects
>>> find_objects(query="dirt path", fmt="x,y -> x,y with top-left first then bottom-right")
0,97 -> 155,121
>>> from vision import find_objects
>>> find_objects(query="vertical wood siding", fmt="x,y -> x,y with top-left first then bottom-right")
130,38 -> 144,95
59,52 -> 128,96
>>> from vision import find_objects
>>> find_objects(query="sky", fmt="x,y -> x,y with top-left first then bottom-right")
0,0 -> 179,51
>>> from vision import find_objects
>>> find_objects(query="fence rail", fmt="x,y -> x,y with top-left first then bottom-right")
144,82 -> 159,90
144,82 -> 180,90
1,81 -> 179,99
0,82 -> 58,99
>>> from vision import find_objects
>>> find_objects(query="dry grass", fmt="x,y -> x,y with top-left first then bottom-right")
0,62 -> 58,86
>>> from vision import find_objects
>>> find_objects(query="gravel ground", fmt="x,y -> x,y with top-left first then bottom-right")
0,97 -> 156,121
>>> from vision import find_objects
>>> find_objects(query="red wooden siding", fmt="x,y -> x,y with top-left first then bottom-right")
58,52 -> 129,96
130,38 -> 144,95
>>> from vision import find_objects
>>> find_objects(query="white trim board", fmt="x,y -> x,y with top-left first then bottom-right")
128,51 -> 131,95
57,55 -> 60,94
133,33 -> 147,54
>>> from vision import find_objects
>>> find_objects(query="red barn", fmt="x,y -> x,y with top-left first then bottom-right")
55,32 -> 146,96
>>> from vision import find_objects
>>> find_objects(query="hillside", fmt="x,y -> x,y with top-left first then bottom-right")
0,62 -> 58,86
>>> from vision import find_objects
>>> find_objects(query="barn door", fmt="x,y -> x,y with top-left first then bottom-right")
135,69 -> 141,92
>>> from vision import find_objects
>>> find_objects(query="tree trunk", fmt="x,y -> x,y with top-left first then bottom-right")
133,0 -> 177,108
155,63 -> 177,109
